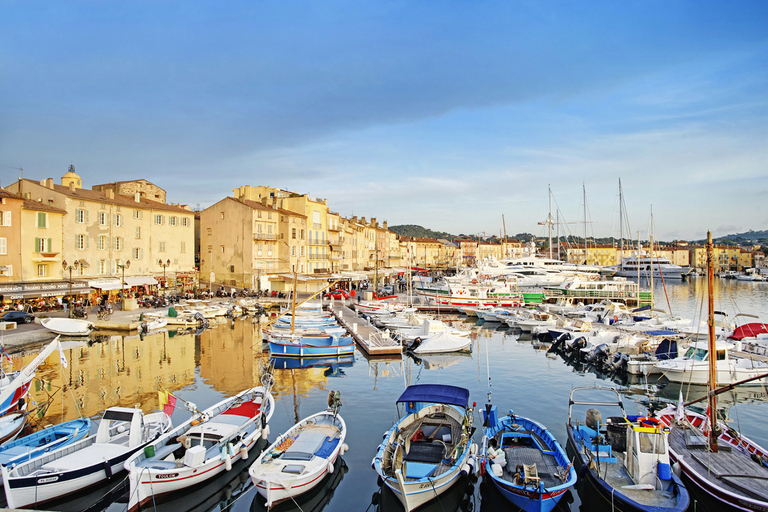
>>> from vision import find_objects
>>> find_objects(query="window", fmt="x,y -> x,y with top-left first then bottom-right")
0,264 -> 11,276
169,216 -> 177,226
34,237 -> 52,253
37,264 -> 47,277
268,212 -> 272,220
36,212 -> 48,228
159,241 -> 166,252
207,228 -> 212,236
220,212 -> 224,220
76,234 -> 86,250
114,236 -> 122,251
0,237 -> 5,255
98,211 -> 108,226
135,227 -> 141,239
267,225 -> 273,234
257,224 -> 263,233
300,229 -> 304,239
0,211 -> 10,226
257,211 -> 262,219
220,245 -> 225,253
134,210 -> 141,219
291,246 -> 295,256
180,242 -> 186,253
114,213 -> 123,227
133,247 -> 143,260
76,209 -> 86,223
182,217 -> 188,227
292,228 -> 296,239
207,245 -> 212,254
154,214 -> 163,225
99,260 -> 106,274
98,235 -> 108,250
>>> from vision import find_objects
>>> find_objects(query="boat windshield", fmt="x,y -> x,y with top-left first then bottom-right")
684,347 -> 709,361
638,432 -> 666,454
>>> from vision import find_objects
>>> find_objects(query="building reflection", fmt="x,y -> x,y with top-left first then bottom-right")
16,319 -> 340,425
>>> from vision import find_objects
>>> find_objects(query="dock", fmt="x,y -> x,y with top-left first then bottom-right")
328,304 -> 402,357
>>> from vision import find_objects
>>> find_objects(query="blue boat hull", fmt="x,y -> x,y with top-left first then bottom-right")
268,338 -> 355,357
482,408 -> 576,512
0,418 -> 91,468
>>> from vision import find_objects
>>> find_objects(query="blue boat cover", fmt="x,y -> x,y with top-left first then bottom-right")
396,384 -> 470,408
643,330 -> 680,337
632,305 -> 652,312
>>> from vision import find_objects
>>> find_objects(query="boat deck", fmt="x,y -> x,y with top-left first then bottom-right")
669,425 -> 768,502
500,445 -> 562,489
329,305 -> 402,356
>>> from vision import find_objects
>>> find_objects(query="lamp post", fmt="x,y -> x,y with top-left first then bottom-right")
62,259 -> 80,318
158,259 -> 171,296
118,260 -> 131,310
197,259 -> 204,293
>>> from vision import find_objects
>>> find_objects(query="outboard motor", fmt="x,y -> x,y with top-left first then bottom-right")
587,343 -> 610,367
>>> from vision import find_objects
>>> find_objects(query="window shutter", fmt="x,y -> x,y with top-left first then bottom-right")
35,237 -> 40,252
48,238 -> 52,252
85,210 -> 89,223
5,211 -> 10,226
86,236 -> 90,249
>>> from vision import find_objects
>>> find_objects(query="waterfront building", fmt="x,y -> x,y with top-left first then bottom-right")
5,167 -> 195,299
0,189 -> 24,284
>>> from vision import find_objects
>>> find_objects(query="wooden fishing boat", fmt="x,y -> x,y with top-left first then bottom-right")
0,338 -> 64,416
655,232 -> 768,512
267,332 -> 355,358
372,384 -> 477,511
124,384 -> 275,512
0,418 -> 90,478
481,405 -> 576,512
250,391 -> 347,508
0,408 -> 28,446
2,406 -> 172,509
566,386 -> 689,512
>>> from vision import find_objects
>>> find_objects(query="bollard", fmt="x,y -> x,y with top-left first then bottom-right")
339,310 -> 343,318
352,323 -> 358,333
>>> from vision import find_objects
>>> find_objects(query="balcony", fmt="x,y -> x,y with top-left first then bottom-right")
253,233 -> 278,241
328,224 -> 340,232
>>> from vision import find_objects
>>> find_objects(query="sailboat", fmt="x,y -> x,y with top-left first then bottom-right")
657,231 -> 768,511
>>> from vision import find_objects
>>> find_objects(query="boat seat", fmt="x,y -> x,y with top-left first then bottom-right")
403,442 -> 445,464
281,464 -> 305,474
405,461 -> 436,479
523,463 -> 540,485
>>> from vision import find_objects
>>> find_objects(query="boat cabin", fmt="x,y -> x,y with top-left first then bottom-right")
95,407 -> 147,448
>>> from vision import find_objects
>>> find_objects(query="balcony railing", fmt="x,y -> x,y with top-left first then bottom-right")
253,233 -> 278,241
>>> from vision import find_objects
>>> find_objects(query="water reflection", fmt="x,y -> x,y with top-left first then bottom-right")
5,279 -> 768,511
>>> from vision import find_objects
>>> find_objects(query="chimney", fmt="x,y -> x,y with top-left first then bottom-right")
68,181 -> 75,192
107,190 -> 114,199
134,192 -> 141,202
47,178 -> 55,189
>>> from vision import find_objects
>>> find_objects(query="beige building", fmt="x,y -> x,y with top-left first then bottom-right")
0,189 -> 24,284
6,167 -> 195,294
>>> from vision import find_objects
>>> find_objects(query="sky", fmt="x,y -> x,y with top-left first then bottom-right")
1,1 -> 767,242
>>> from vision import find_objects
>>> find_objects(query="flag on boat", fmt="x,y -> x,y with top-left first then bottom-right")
158,390 -> 177,416
58,340 -> 68,368
0,343 -> 11,363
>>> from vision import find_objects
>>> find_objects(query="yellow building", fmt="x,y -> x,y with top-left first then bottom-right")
7,168 -> 195,296
0,189 -> 24,284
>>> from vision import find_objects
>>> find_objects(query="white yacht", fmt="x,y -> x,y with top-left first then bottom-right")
601,253 -> 687,280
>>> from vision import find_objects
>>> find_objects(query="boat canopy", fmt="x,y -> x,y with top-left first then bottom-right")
396,384 -> 470,408
729,322 -> 768,340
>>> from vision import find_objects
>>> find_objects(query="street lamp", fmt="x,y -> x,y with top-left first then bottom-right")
118,260 -> 131,310
158,259 -> 171,295
197,258 -> 205,291
62,259 -> 80,317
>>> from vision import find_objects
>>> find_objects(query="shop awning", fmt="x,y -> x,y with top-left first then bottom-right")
0,283 -> 91,299
88,278 -> 124,291
124,276 -> 159,286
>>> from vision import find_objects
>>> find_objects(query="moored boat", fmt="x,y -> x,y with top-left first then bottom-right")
250,391 -> 347,508
40,317 -> 94,336
2,406 -> 172,509
124,383 -> 275,511
372,384 -> 477,511
481,405 -> 576,512
565,386 -> 689,512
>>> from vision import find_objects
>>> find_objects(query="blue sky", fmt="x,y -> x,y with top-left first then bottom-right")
2,1 -> 767,241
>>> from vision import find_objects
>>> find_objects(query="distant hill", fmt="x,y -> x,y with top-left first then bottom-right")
720,230 -> 768,242
388,225 -> 456,240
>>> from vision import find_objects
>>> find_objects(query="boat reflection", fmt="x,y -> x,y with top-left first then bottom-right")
372,473 -> 475,512
270,354 -> 355,372
250,458 -> 348,512
407,351 -> 472,370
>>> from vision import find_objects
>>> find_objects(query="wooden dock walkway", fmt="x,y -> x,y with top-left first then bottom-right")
329,304 -> 402,357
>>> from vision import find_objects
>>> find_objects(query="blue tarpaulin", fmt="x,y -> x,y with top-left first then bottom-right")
397,384 -> 470,408
643,330 -> 682,337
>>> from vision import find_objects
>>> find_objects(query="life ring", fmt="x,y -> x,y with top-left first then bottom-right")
471,279 -> 478,285
638,417 -> 661,428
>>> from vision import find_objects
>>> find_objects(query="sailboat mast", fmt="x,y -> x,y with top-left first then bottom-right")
706,230 -> 718,452
619,179 -> 624,265
548,185 -> 553,259
583,183 -> 587,265
290,267 -> 298,334
502,214 -> 508,257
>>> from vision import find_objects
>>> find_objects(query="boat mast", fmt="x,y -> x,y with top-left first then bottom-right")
290,267 -> 298,334
548,185 -> 553,259
502,214 -> 508,258
619,179 -> 624,264
706,230 -> 719,452
583,183 -> 587,265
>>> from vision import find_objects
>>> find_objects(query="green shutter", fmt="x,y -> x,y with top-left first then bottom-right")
48,238 -> 52,253
34,237 -> 40,252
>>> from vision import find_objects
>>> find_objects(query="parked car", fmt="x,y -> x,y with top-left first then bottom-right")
324,290 -> 350,300
0,311 -> 35,324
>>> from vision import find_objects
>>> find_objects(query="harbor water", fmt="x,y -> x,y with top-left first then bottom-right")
9,278 -> 768,511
